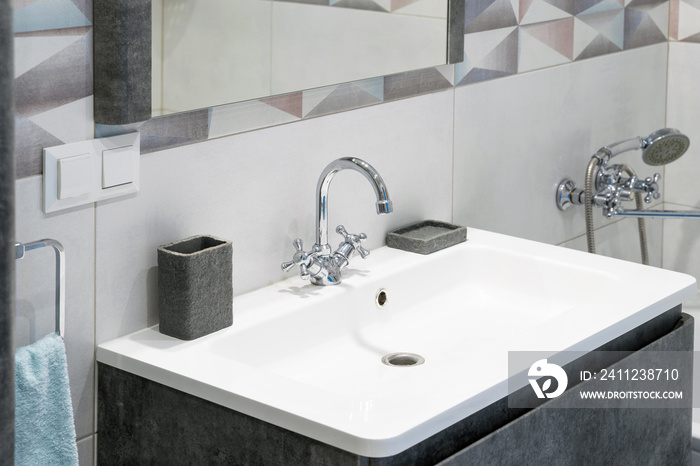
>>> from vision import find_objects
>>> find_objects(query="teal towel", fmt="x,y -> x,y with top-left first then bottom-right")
15,333 -> 78,466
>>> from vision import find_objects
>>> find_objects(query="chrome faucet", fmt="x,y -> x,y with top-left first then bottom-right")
281,157 -> 393,286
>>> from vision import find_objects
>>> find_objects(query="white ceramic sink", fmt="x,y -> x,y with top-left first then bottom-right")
97,228 -> 696,457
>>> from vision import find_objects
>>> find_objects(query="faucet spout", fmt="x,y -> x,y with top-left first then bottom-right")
315,157 -> 392,256
282,157 -> 392,286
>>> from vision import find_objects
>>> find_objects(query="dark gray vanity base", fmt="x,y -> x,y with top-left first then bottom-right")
98,307 -> 692,466
98,363 -> 359,465
438,312 -> 694,466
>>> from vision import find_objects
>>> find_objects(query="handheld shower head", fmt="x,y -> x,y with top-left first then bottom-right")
641,128 -> 690,166
595,128 -> 690,166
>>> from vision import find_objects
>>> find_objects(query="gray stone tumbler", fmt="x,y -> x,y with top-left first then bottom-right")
157,235 -> 233,340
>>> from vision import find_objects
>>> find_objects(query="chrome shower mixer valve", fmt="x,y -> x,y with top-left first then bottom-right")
583,165 -> 661,218
555,128 -> 695,264
281,157 -> 393,286
556,128 -> 690,218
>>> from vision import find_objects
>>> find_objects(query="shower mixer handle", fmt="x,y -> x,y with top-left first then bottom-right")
642,174 -> 661,203
625,173 -> 660,203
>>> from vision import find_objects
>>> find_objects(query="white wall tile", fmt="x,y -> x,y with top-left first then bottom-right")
95,89 -> 455,343
662,203 -> 700,286
559,216 -> 664,267
664,42 -> 700,298
14,176 -> 95,438
453,43 -> 668,246
665,42 -> 700,208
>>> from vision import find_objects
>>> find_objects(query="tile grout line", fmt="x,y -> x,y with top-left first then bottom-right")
91,200 -> 98,466
662,38 -> 671,270
451,70 -> 456,224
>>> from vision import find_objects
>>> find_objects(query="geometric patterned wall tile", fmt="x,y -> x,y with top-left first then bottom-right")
15,118 -> 63,178
96,109 -> 210,154
675,0 -> 700,41
14,29 -> 92,118
14,32 -> 85,78
456,26 -> 518,85
69,0 -> 93,22
573,8 -> 624,59
277,0 -> 439,15
390,0 -> 444,17
209,98 -> 300,140
466,0 -> 518,33
301,86 -> 339,117
277,0 -> 434,14
276,0 -> 329,6
518,18 -> 575,72
670,0 -> 679,39
137,109 -> 211,154
384,65 -> 454,101
648,1 -> 670,35
624,0 -> 668,48
331,0 -> 388,12
261,92 -> 304,119
14,1 -> 93,178
353,76 -> 387,99
389,0 -> 422,12
574,0 -> 623,15
14,0 -> 91,33
303,81 -> 383,118
27,96 -> 93,144
520,0 -> 573,25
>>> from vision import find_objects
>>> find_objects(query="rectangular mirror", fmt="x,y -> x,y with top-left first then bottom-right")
95,0 -> 464,125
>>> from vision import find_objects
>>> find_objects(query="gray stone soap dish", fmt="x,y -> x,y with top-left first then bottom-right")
386,220 -> 467,255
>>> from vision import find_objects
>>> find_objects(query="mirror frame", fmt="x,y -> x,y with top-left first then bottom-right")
94,0 -> 464,126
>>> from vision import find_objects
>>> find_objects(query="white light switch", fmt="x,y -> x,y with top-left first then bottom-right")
102,146 -> 136,188
57,153 -> 91,199
43,132 -> 140,213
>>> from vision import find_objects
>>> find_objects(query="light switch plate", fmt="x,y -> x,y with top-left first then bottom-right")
102,145 -> 136,188
43,133 -> 140,213
58,153 -> 92,199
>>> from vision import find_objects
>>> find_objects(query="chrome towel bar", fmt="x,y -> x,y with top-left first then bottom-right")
15,239 -> 65,338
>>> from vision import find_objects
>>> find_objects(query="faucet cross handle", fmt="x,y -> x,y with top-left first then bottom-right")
336,225 -> 369,258
282,238 -> 342,283
281,238 -> 313,279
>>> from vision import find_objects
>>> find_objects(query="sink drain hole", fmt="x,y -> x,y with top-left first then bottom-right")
375,289 -> 388,309
381,352 -> 425,367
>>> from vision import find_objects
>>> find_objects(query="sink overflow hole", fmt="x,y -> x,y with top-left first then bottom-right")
375,289 -> 388,309
381,352 -> 425,367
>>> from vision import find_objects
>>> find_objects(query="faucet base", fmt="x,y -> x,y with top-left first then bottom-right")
311,275 -> 341,286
